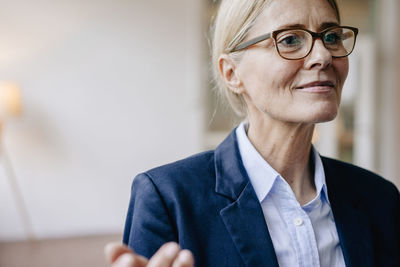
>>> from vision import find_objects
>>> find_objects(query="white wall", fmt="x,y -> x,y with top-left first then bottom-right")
375,0 -> 400,188
0,0 -> 205,241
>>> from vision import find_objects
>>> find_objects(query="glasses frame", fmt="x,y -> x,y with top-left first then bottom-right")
231,26 -> 359,60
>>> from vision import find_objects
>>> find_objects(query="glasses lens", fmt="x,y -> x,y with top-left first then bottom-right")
276,30 -> 312,59
323,27 -> 356,57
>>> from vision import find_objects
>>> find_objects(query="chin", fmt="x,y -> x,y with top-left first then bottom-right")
289,104 -> 339,124
284,95 -> 341,124
308,106 -> 339,123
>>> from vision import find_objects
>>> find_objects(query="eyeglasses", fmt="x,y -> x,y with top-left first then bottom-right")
231,26 -> 359,60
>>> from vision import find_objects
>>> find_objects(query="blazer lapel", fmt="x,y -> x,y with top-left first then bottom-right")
215,131 -> 279,267
322,158 -> 374,267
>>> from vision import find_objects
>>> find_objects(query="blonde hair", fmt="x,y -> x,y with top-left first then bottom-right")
211,0 -> 341,117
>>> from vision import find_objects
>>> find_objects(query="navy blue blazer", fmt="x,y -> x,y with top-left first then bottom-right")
123,130 -> 400,267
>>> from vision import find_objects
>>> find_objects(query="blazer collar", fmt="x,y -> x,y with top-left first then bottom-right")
214,128 -> 249,200
322,157 -> 374,267
214,129 -> 279,266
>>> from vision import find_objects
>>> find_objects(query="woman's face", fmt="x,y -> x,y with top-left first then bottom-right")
233,0 -> 349,124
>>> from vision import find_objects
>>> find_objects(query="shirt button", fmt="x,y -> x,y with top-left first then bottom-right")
294,217 -> 303,226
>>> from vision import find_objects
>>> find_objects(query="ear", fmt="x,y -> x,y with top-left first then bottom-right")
218,54 -> 245,94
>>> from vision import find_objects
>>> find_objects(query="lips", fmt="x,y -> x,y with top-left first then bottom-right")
296,81 -> 335,89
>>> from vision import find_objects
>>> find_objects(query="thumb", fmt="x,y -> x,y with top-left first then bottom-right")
104,242 -> 148,265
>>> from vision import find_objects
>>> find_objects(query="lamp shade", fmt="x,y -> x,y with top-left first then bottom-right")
0,81 -> 22,118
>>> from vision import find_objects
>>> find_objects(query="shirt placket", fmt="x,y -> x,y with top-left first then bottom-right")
275,178 -> 321,267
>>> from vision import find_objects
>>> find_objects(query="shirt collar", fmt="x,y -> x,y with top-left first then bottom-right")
236,122 -> 331,205
312,145 -> 331,205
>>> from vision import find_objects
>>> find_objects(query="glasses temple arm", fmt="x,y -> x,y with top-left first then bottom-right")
232,33 -> 271,52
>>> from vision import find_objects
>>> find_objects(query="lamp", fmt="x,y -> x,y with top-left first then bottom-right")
0,82 -> 22,119
0,82 -> 35,240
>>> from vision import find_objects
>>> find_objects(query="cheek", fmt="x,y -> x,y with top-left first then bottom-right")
334,58 -> 349,86
238,52 -> 303,107
249,61 -> 301,93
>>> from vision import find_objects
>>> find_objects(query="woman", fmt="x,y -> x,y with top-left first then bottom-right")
105,0 -> 400,266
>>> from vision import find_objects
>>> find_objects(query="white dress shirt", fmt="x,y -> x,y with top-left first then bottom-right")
236,122 -> 345,267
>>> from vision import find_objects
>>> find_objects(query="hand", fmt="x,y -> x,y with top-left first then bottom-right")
104,242 -> 194,267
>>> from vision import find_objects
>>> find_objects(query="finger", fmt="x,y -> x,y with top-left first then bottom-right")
171,250 -> 195,267
147,242 -> 180,267
104,242 -> 148,265
111,253 -> 147,267
104,242 -> 134,263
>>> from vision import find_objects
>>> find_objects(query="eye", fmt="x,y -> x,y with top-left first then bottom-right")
324,31 -> 341,45
278,34 -> 302,47
276,31 -> 306,53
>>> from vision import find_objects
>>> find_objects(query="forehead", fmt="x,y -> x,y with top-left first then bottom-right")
251,0 -> 339,34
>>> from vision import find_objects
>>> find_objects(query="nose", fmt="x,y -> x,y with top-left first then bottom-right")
304,39 -> 332,70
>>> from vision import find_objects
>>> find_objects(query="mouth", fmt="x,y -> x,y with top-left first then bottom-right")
295,81 -> 335,92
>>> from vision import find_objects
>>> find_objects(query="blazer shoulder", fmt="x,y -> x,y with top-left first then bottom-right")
322,156 -> 399,196
139,150 -> 216,188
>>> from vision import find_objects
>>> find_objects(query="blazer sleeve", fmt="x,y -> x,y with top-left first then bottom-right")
123,173 -> 178,258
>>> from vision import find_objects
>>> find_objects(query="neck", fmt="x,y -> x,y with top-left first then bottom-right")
246,115 -> 316,205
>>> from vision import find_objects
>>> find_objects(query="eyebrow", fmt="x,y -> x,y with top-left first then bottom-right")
276,22 -> 340,31
319,22 -> 340,30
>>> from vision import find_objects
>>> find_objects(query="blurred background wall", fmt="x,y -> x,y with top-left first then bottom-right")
0,0 -> 398,266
